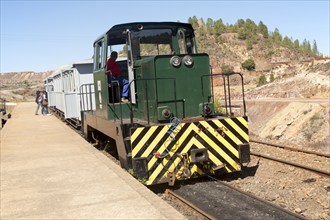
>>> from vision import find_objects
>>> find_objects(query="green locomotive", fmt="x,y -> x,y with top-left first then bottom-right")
82,22 -> 250,185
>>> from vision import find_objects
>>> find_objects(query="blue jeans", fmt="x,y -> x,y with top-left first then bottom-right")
35,103 -> 42,114
42,105 -> 48,115
108,76 -> 129,98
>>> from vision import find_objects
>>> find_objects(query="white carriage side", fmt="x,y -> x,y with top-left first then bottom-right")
44,59 -> 95,123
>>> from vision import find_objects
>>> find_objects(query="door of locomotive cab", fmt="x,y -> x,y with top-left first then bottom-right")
126,29 -> 136,104
93,38 -> 108,118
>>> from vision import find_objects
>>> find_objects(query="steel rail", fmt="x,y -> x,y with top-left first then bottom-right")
165,189 -> 217,220
250,139 -> 330,158
215,180 -> 308,220
251,151 -> 330,178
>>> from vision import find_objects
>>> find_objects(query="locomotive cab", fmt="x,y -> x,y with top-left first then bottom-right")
92,22 -> 213,123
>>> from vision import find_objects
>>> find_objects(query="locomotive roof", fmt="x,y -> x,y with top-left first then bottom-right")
94,22 -> 194,45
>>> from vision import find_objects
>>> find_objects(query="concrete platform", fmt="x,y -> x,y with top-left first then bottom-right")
0,102 -> 185,219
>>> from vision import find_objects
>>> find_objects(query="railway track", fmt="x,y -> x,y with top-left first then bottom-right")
250,139 -> 330,178
166,180 -> 307,220
250,139 -> 330,158
166,189 -> 216,220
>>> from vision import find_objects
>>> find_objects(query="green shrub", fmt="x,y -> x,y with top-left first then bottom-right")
246,39 -> 253,50
241,58 -> 256,70
221,65 -> 234,74
214,98 -> 224,113
257,74 -> 267,86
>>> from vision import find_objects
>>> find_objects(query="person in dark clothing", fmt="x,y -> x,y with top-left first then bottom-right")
35,91 -> 43,115
41,91 -> 49,115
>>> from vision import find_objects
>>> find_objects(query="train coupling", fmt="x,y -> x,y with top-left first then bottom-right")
190,148 -> 209,163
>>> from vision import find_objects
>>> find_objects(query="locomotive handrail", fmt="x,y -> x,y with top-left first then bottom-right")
127,77 -> 178,126
201,72 -> 246,117
108,81 -> 122,123
79,83 -> 95,112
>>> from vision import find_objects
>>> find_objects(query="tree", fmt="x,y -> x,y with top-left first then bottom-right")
213,19 -> 226,36
282,36 -> 292,47
238,27 -> 249,40
188,16 -> 199,30
227,24 -> 237,33
206,18 -> 214,27
245,19 -> 258,34
258,21 -> 269,38
312,40 -> 319,56
272,28 -> 282,43
241,58 -> 256,71
238,19 -> 257,41
293,39 -> 300,49
206,18 -> 214,34
301,39 -> 312,53
306,41 -> 312,53
236,19 -> 245,28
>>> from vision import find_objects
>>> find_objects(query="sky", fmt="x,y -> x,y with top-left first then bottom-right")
1,0 -> 329,72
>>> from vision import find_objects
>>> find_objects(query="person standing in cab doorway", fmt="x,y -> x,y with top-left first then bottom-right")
106,51 -> 129,102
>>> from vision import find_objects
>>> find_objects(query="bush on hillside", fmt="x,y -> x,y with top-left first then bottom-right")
257,74 -> 267,86
221,64 -> 234,74
241,58 -> 256,70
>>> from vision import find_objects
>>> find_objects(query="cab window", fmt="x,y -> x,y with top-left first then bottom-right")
93,39 -> 105,70
131,29 -> 173,59
178,29 -> 196,54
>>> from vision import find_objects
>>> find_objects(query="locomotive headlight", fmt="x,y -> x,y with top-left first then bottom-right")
183,55 -> 194,67
162,109 -> 172,119
170,56 -> 181,67
203,105 -> 212,116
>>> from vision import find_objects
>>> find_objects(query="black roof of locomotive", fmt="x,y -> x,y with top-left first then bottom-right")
94,22 -> 194,45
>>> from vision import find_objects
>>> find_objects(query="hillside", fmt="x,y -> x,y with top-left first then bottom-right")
203,32 -> 315,73
0,71 -> 53,101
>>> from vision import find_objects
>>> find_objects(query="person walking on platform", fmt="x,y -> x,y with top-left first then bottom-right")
35,91 -> 43,115
41,91 -> 49,115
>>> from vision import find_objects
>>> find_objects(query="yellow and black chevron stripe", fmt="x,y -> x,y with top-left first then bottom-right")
130,116 -> 249,185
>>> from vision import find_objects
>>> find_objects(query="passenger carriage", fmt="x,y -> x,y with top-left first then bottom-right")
45,59 -> 95,128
